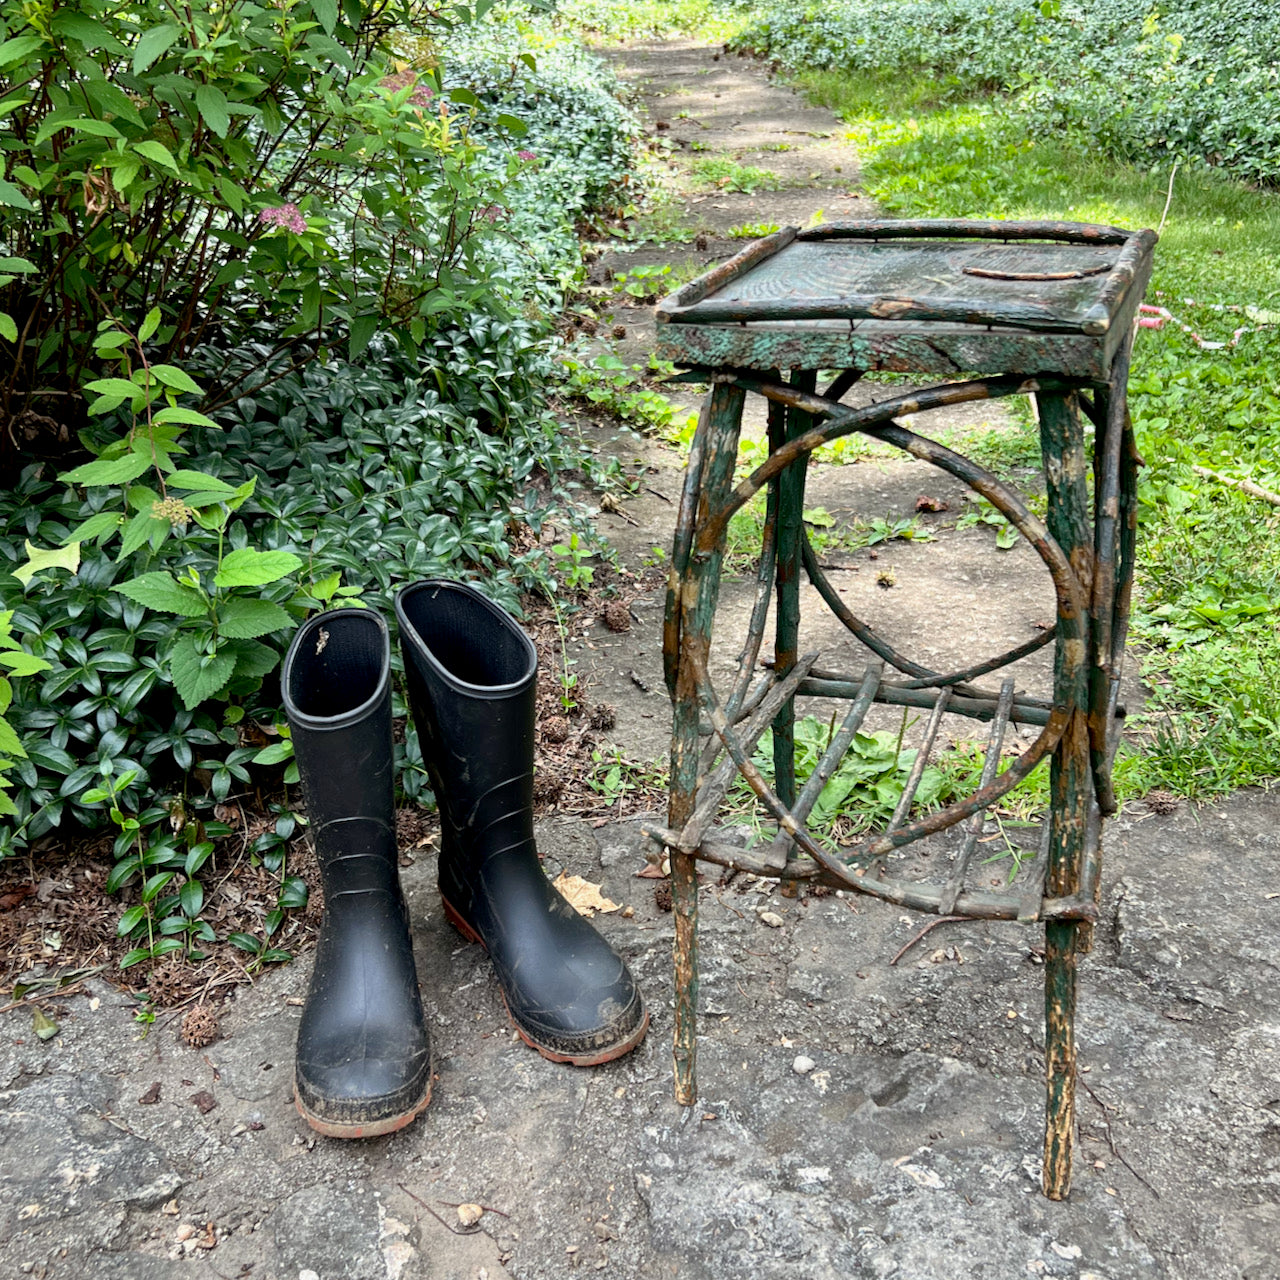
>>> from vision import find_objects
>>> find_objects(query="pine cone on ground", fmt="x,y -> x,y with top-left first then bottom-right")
181,1005 -> 220,1049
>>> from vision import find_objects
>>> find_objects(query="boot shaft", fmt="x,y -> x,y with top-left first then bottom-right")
282,608 -> 397,881
394,580 -> 538,864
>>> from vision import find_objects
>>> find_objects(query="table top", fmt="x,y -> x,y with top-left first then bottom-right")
654,220 -> 1157,379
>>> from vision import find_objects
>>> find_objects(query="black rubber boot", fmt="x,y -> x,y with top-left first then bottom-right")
282,608 -> 432,1137
395,579 -> 648,1065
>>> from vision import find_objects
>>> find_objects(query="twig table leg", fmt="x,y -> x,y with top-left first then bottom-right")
668,381 -> 746,1106
1037,388 -> 1093,1200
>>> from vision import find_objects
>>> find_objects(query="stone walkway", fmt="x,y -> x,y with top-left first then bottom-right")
2,36 -> 1279,1280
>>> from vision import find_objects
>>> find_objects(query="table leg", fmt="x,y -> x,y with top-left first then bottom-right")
668,380 -> 746,1106
772,372 -> 815,897
1036,389 -> 1092,1200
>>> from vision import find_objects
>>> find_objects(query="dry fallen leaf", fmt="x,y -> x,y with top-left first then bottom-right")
552,872 -> 620,918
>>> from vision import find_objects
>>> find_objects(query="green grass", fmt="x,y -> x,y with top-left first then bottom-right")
688,155 -> 783,194
792,67 -> 1280,798
557,0 -> 747,41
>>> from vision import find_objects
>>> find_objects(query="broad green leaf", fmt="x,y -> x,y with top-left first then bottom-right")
83,77 -> 143,126
149,363 -> 201,394
216,174 -> 245,215
225,639 -> 279,683
310,570 -> 341,602
62,118 -> 122,138
169,636 -> 236,710
60,452 -> 151,486
84,376 -> 144,399
13,540 -> 80,586
0,313 -> 16,343
0,650 -> 51,676
180,879 -> 204,917
252,740 -> 294,765
217,597 -> 292,639
313,0 -> 338,33
117,903 -> 148,936
214,547 -> 302,587
348,313 -> 377,358
195,84 -> 230,138
63,510 -> 122,545
50,11 -> 114,47
131,23 -> 180,73
113,572 -> 207,617
133,140 -> 180,174
0,715 -> 25,757
166,470 -> 235,495
153,406 -> 219,428
139,306 -> 162,341
112,156 -> 140,193
118,509 -> 171,559
0,179 -> 33,211
0,36 -> 45,67
279,876 -> 308,908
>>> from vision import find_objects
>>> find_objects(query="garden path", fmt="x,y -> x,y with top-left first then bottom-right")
1,36 -> 1277,1280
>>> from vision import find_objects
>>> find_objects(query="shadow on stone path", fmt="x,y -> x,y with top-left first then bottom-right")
2,34 -> 1278,1280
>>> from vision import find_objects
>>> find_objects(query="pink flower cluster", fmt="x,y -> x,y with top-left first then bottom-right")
258,203 -> 307,235
380,71 -> 434,109
517,150 -> 537,163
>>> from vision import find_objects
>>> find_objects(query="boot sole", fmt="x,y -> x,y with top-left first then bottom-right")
294,1075 -> 433,1140
442,894 -> 649,1067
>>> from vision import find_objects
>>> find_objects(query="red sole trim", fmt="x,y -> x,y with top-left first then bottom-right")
441,893 -> 649,1067
294,1076 -> 432,1140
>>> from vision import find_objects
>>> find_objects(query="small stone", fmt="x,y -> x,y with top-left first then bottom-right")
138,1081 -> 162,1105
189,1090 -> 217,1115
175,1224 -> 197,1242
792,1055 -> 816,1075
162,1200 -> 180,1216
759,910 -> 784,928
1050,1242 -> 1082,1260
300,1271 -> 321,1280
457,1204 -> 483,1227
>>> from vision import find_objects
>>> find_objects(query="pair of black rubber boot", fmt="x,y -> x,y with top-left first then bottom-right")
281,579 -> 648,1139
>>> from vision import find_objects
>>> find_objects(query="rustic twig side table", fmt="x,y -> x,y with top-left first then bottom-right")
644,220 -> 1156,1199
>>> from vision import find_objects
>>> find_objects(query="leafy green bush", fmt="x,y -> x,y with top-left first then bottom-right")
734,0 -> 1280,185
0,0 -> 552,478
0,326 -> 612,850
0,1 -> 637,876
